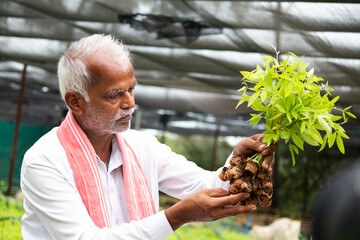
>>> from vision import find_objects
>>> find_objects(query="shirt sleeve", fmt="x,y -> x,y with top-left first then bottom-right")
21,155 -> 173,240
149,136 -> 231,199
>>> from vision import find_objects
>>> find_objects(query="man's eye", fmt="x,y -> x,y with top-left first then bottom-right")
128,87 -> 135,93
109,94 -> 120,99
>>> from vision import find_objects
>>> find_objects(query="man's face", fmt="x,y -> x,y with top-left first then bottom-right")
80,55 -> 136,136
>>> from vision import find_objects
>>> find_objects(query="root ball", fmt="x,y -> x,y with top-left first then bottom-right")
219,154 -> 273,207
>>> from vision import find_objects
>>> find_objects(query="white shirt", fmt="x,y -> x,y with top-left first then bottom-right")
21,128 -> 229,240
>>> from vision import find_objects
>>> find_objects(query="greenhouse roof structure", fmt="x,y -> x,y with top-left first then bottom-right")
1,0 -> 360,146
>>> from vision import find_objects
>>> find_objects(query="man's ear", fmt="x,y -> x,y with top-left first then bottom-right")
65,91 -> 85,116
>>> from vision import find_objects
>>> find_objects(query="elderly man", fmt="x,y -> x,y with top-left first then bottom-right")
20,34 -> 276,239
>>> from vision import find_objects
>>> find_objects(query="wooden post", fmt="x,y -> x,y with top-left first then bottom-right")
209,126 -> 220,171
6,64 -> 27,196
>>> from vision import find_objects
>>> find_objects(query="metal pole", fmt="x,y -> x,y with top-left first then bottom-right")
6,64 -> 27,196
209,125 -> 220,171
134,108 -> 142,130
271,150 -> 279,209
276,1 -> 281,49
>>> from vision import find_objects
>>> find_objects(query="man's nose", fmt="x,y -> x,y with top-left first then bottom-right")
120,91 -> 135,109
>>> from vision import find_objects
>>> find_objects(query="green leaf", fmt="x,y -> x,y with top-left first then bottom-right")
301,130 -> 319,146
291,144 -> 299,155
261,90 -> 268,102
263,134 -> 276,145
330,96 -> 340,105
318,116 -> 331,133
274,59 -> 280,68
249,113 -> 263,126
286,113 -> 292,123
240,71 -> 252,78
285,84 -> 293,97
276,104 -> 286,113
346,111 -> 357,119
261,56 -> 273,67
311,128 -> 323,144
337,131 -> 349,139
248,91 -> 261,107
292,133 -> 304,150
288,52 -> 298,59
334,123 -> 345,132
336,134 -> 345,154
269,113 -> 283,121
328,132 -> 336,148
237,86 -> 247,92
318,132 -> 329,152
236,95 -> 249,108
251,100 -> 267,111
300,122 -> 306,133
254,81 -> 264,90
289,144 -> 296,166
280,130 -> 290,141
307,68 -> 314,77
330,115 -> 342,121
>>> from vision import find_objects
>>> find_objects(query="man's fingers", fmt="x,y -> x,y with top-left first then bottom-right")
261,143 -> 278,156
234,136 -> 266,156
226,204 -> 257,214
262,155 -> 273,173
232,134 -> 278,173
212,192 -> 250,207
261,143 -> 278,173
251,134 -> 265,143
207,188 -> 231,197
214,203 -> 257,218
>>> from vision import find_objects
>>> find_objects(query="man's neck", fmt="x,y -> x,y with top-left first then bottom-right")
71,114 -> 114,167
87,132 -> 113,168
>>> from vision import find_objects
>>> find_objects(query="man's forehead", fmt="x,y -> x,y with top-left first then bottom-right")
89,57 -> 133,82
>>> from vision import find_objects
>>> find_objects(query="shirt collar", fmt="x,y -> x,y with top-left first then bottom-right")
108,135 -> 123,173
96,135 -> 123,173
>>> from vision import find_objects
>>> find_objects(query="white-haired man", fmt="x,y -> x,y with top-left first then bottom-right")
20,34 -> 276,239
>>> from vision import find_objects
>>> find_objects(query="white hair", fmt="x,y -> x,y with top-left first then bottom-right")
57,34 -> 131,102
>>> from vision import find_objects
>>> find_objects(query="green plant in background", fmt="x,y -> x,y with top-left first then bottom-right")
0,181 -> 24,240
166,220 -> 257,240
156,134 -> 234,171
237,47 -> 356,166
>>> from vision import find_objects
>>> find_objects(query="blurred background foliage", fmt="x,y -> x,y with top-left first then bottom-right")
0,182 -> 23,240
157,133 -> 234,171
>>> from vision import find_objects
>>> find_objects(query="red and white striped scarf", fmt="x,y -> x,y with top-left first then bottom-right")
57,111 -> 156,228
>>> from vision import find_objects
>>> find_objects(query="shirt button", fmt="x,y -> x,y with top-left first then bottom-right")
115,218 -> 119,224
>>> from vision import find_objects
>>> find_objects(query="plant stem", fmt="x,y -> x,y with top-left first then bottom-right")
248,152 -> 264,167
248,139 -> 276,168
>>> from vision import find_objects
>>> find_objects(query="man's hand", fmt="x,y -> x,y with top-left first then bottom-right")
164,188 -> 256,230
233,134 -> 278,173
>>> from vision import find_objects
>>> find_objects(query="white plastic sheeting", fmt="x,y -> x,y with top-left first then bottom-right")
0,0 -> 359,143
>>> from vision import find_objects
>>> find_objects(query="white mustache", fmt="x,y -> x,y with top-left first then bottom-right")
116,108 -> 135,119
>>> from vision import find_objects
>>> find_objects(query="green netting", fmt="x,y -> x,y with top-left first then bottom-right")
0,120 -> 53,188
